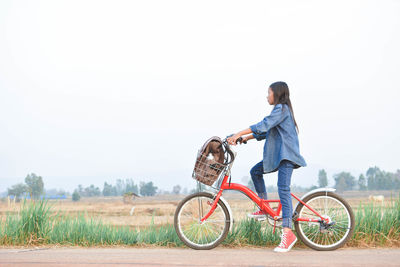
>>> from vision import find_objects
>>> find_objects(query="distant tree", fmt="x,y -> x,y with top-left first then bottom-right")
334,172 -> 355,191
139,181 -> 158,196
358,174 -> 367,191
366,166 -> 379,190
394,170 -> 400,190
84,184 -> 101,197
24,173 -> 44,199
102,179 -> 138,196
45,188 -> 68,196
7,183 -> 29,201
335,177 -> 347,192
78,184 -> 84,195
365,166 -> 397,190
172,185 -> 181,195
103,182 -> 117,196
318,169 -> 328,188
75,184 -> 101,197
375,169 -> 387,190
72,190 -> 81,201
382,171 -> 395,190
115,179 -> 125,195
125,179 -> 139,195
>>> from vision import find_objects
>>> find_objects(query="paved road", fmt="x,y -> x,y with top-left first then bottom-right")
0,247 -> 399,266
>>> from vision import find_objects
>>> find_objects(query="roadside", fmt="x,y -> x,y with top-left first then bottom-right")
1,247 -> 399,266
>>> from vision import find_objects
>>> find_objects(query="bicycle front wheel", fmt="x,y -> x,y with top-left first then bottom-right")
294,191 -> 355,251
174,192 -> 230,250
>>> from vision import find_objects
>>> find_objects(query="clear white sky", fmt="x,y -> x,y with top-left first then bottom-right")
1,0 -> 399,193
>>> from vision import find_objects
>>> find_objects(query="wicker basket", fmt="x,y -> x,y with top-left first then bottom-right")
192,151 -> 227,186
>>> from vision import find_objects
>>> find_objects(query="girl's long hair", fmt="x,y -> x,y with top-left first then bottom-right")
269,81 -> 299,133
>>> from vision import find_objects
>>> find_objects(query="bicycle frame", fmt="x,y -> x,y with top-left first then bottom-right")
200,174 -> 329,224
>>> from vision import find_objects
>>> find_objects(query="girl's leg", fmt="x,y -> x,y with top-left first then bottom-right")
250,161 -> 267,199
277,160 -> 295,228
274,160 -> 297,252
248,161 -> 268,218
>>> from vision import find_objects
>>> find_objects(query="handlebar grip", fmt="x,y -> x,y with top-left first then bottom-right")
226,134 -> 247,144
237,137 -> 247,144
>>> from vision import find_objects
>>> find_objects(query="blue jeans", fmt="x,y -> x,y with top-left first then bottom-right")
250,160 -> 295,228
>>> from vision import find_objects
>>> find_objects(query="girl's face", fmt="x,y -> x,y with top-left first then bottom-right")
267,87 -> 274,105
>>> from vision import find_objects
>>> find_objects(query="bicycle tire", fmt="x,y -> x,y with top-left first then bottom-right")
294,191 -> 355,251
174,192 -> 231,250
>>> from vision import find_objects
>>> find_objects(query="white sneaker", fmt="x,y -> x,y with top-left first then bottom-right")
247,210 -> 267,219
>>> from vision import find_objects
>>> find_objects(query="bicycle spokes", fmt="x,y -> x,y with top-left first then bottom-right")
296,195 -> 352,248
176,194 -> 229,248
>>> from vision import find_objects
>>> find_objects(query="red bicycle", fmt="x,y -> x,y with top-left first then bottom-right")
174,137 -> 355,250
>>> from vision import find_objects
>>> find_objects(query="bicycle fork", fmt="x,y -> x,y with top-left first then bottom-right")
200,189 -> 224,223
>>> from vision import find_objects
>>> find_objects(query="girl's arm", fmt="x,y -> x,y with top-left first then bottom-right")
228,104 -> 287,145
227,128 -> 252,145
244,134 -> 255,142
250,104 -> 288,136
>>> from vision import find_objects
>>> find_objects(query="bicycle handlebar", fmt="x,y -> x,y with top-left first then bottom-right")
224,134 -> 247,145
237,137 -> 247,144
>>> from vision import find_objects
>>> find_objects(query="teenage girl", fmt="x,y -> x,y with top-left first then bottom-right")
227,81 -> 306,253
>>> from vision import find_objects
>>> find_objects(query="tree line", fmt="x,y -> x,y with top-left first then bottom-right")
318,166 -> 400,192
7,166 -> 398,201
71,181 -> 189,201
72,179 -> 157,199
6,174 -> 188,201
244,166 -> 400,193
7,173 -> 45,200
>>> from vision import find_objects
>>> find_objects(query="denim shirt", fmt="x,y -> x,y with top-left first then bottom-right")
249,104 -> 307,174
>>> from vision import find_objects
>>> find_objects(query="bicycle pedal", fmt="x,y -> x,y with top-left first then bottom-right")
257,217 -> 267,221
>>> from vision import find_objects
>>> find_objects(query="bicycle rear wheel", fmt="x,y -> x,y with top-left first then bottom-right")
174,192 -> 230,250
294,191 -> 355,251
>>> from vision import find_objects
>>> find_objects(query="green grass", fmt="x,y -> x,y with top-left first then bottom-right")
349,195 -> 400,246
224,218 -> 281,247
0,200 -> 182,246
1,196 -> 400,247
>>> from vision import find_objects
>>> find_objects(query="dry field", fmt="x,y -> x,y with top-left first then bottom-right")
1,190 -> 398,229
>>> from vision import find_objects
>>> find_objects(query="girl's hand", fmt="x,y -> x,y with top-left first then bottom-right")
227,134 -> 241,145
227,128 -> 252,145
